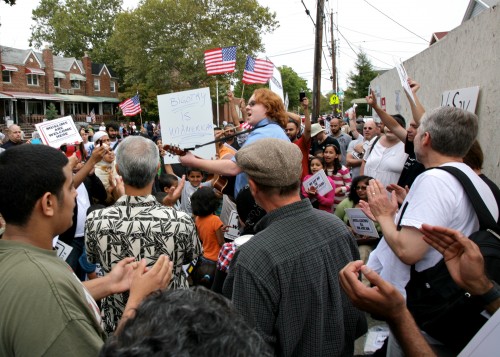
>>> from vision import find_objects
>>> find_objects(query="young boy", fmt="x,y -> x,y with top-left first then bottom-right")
179,168 -> 212,215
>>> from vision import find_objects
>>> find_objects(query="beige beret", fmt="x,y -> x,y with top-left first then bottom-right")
235,138 -> 302,187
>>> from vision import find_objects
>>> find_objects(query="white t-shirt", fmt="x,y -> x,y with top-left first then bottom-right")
75,183 -> 91,238
347,135 -> 364,178
368,162 -> 499,296
364,140 -> 407,188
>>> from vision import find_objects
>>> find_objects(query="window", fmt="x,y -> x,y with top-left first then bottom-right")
27,74 -> 38,86
54,78 -> 60,87
2,70 -> 11,83
94,79 -> 100,91
110,81 -> 116,93
71,80 -> 80,89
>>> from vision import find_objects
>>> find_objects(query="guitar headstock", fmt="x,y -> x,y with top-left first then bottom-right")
163,144 -> 187,157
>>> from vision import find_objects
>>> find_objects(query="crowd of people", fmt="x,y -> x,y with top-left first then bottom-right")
1,82 -> 500,356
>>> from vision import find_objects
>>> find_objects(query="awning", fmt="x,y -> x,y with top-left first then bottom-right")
70,73 -> 86,81
54,71 -> 66,79
25,67 -> 46,76
54,94 -> 120,103
2,91 -> 61,101
0,92 -> 15,99
1,64 -> 18,72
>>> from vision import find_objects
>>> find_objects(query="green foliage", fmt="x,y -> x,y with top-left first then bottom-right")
46,103 -> 58,120
109,0 -> 277,113
344,50 -> 377,117
3,0 -> 16,5
30,0 -> 122,63
280,65 -> 309,112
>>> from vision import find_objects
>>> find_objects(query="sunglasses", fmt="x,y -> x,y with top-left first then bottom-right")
356,186 -> 368,191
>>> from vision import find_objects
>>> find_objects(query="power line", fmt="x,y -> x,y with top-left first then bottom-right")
341,25 -> 427,45
362,0 -> 428,42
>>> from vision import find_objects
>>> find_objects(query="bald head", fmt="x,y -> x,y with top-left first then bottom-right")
7,125 -> 22,143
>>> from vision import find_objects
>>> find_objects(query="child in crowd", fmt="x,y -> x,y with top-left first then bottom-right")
301,157 -> 336,213
158,173 -> 181,210
179,168 -> 211,215
323,144 -> 352,210
191,187 -> 225,288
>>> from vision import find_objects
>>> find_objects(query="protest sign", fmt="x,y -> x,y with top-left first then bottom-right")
440,86 -> 479,113
35,116 -> 82,148
269,66 -> 284,103
345,208 -> 379,238
158,87 -> 216,164
394,60 -> 416,106
224,210 -> 240,241
302,170 -> 333,196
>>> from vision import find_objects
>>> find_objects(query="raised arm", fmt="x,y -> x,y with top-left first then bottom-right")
301,97 -> 311,142
347,107 -> 360,139
366,90 -> 407,143
406,78 -> 426,125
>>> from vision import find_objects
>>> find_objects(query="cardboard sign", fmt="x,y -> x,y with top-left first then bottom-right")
35,116 -> 82,148
345,208 -> 379,238
302,170 -> 333,196
269,66 -> 284,103
55,240 -> 73,261
158,87 -> 216,163
224,210 -> 240,241
440,86 -> 480,113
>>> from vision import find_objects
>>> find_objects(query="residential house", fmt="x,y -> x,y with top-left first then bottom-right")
0,45 -> 120,124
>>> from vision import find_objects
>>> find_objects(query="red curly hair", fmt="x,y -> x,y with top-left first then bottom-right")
253,88 -> 288,128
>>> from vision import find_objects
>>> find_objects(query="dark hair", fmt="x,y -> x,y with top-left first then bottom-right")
324,144 -> 342,175
158,174 -> 178,191
100,287 -> 271,357
154,191 -> 167,205
235,185 -> 266,234
191,187 -> 220,217
186,167 -> 203,177
463,140 -> 483,171
391,114 -> 406,128
0,145 -> 68,226
106,122 -> 119,132
309,156 -> 326,174
348,175 -> 373,205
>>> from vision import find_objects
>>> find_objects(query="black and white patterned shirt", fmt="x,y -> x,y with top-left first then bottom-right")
223,199 -> 366,356
85,195 -> 202,334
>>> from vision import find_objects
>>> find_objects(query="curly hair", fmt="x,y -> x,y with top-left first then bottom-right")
100,287 -> 272,357
348,175 -> 373,205
253,88 -> 288,128
191,186 -> 220,217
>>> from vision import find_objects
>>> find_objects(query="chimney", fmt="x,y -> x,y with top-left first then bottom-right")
42,46 -> 55,94
82,51 -> 93,96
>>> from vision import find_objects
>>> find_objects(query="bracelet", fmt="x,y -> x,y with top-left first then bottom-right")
478,281 -> 500,306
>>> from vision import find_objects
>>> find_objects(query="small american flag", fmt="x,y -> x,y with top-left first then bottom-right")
119,94 -> 142,116
204,46 -> 237,75
242,56 -> 274,84
90,108 -> 96,122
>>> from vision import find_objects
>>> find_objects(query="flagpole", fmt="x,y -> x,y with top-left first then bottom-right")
137,91 -> 143,127
241,84 -> 245,100
216,79 -> 220,127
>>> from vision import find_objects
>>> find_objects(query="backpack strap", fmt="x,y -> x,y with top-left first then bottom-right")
434,166 -> 498,232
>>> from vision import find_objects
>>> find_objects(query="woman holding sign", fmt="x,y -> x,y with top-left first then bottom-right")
179,88 -> 289,199
301,157 -> 336,212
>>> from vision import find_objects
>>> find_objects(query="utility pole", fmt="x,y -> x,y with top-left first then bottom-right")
312,0 -> 325,123
330,12 -> 337,115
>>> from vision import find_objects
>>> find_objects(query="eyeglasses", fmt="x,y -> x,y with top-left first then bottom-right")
248,100 -> 257,107
363,127 -> 374,130
356,186 -> 368,191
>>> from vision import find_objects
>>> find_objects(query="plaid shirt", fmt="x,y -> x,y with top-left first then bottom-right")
217,242 -> 236,273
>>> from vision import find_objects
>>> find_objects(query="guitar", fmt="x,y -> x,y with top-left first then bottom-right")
163,144 -> 236,198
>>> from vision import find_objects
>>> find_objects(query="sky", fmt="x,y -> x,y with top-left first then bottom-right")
0,0 -> 471,94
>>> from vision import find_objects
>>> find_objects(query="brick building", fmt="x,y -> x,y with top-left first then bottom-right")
0,45 -> 120,124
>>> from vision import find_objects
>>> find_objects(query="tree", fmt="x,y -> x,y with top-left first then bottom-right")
108,0 -> 277,119
344,50 -> 377,117
45,103 -> 58,120
30,0 -> 122,63
279,65 -> 310,112
3,0 -> 15,5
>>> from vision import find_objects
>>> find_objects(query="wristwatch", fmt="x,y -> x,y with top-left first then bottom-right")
478,281 -> 500,306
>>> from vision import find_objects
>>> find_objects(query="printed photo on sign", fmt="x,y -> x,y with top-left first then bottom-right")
345,208 -> 379,238
35,116 -> 82,148
302,170 -> 333,196
158,87 -> 216,164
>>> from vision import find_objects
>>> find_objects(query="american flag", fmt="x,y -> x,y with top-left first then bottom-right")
204,46 -> 237,75
119,94 -> 142,116
242,56 -> 274,84
90,108 -> 96,122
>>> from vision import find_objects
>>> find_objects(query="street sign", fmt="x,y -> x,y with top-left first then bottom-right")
329,94 -> 339,105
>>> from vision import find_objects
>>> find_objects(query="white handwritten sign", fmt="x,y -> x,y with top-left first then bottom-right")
35,116 -> 82,148
158,88 -> 216,163
440,86 -> 479,113
345,208 -> 379,238
302,170 -> 333,196
224,210 -> 240,241
394,60 -> 415,106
